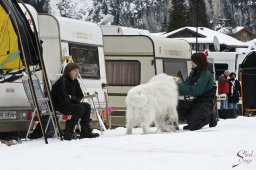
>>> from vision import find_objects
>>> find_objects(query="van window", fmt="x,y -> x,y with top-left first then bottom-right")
106,60 -> 140,86
163,59 -> 188,81
69,44 -> 100,79
215,63 -> 228,79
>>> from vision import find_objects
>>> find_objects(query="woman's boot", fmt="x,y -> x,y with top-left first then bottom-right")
209,110 -> 218,128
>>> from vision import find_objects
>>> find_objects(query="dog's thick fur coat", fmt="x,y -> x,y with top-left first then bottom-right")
126,74 -> 179,134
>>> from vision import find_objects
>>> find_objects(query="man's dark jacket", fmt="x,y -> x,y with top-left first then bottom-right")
51,76 -> 83,111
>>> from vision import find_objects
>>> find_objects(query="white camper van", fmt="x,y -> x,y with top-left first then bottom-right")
0,4 -> 40,133
0,8 -> 108,132
103,35 -> 191,127
208,51 -> 248,80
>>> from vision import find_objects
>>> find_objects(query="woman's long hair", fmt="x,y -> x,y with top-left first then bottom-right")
191,53 -> 208,75
63,63 -> 79,77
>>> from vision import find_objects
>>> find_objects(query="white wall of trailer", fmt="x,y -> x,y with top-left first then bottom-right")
152,37 -> 192,77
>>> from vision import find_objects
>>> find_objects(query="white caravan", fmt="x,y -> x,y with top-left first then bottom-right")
103,35 -> 191,127
0,8 -> 107,132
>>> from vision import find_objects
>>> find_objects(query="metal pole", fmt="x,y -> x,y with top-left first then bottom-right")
196,1 -> 199,53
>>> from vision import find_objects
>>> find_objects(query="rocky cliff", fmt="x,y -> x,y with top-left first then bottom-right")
23,0 -> 256,33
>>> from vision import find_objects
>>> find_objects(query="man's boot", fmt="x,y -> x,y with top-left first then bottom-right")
80,124 -> 99,138
64,120 -> 75,141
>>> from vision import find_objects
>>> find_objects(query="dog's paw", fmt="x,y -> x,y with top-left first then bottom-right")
126,129 -> 132,135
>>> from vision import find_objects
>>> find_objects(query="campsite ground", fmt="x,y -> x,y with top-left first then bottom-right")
1,116 -> 256,170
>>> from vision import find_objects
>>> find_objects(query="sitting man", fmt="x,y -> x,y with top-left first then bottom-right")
51,63 -> 99,140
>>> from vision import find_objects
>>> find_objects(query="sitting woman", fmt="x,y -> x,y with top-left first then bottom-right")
178,53 -> 217,130
51,63 -> 99,140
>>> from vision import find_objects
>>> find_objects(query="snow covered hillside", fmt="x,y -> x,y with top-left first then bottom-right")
23,0 -> 256,33
1,116 -> 256,170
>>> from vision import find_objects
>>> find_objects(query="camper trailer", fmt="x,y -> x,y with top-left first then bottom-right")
0,7 -> 108,132
103,35 -> 191,127
38,15 -> 107,100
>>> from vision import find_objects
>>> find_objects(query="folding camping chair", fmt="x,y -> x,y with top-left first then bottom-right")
22,75 -> 58,139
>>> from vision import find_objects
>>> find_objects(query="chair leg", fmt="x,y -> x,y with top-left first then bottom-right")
45,103 -> 59,138
44,114 -> 57,138
26,109 -> 36,140
93,95 -> 106,133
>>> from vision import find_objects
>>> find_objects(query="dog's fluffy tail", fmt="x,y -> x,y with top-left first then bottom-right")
126,90 -> 147,107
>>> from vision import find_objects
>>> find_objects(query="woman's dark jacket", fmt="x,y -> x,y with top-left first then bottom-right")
178,67 -> 215,97
51,76 -> 83,111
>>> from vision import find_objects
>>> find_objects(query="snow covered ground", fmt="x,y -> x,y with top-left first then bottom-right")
1,116 -> 256,170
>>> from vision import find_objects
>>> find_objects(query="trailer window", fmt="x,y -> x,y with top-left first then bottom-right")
163,59 -> 188,81
106,60 -> 140,86
69,44 -> 100,79
215,63 -> 228,80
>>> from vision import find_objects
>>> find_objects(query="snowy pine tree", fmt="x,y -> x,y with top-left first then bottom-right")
188,0 -> 209,27
167,0 -> 188,32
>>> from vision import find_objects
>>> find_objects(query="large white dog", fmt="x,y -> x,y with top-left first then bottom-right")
126,73 -> 179,134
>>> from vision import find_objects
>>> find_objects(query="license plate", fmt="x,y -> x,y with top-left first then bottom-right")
0,111 -> 17,120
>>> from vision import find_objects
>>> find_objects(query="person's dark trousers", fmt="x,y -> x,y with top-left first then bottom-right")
177,99 -> 211,131
60,102 -> 91,129
59,102 -> 91,140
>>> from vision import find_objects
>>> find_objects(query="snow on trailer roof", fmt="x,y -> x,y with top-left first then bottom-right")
100,25 -> 150,35
56,16 -> 103,46
162,27 -> 248,48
